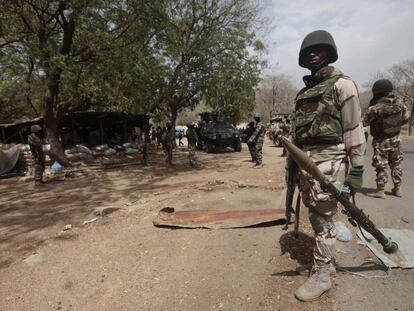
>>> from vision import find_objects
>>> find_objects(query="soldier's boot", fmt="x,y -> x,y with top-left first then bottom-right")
368,187 -> 386,199
295,262 -> 336,277
253,163 -> 264,169
295,262 -> 332,302
391,186 -> 402,197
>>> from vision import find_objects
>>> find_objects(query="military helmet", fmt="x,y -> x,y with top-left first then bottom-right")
254,112 -> 261,119
299,30 -> 338,67
30,124 -> 42,133
372,79 -> 393,96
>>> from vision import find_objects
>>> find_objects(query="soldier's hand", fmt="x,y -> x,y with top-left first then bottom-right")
345,167 -> 364,190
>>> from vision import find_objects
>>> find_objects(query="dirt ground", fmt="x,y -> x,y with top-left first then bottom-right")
0,139 -> 412,311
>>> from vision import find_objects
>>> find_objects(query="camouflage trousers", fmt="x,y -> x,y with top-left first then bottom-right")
142,143 -> 148,166
254,139 -> 263,165
33,157 -> 45,182
372,136 -> 403,189
163,145 -> 173,165
188,144 -> 198,166
247,143 -> 255,162
298,144 -> 347,264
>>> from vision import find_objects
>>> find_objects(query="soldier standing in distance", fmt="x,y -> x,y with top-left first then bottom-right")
28,124 -> 46,186
186,123 -> 199,167
162,122 -> 174,166
248,112 -> 265,168
363,79 -> 409,198
291,30 -> 365,301
245,121 -> 256,162
142,124 -> 151,166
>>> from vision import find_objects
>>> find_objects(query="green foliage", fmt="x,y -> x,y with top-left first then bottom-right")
0,0 -> 264,127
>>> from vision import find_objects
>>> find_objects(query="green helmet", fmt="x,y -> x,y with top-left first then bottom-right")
254,112 -> 261,119
299,30 -> 338,67
372,79 -> 393,96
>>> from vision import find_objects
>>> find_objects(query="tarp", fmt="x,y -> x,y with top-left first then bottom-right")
357,228 -> 414,268
0,145 -> 21,175
153,207 -> 286,229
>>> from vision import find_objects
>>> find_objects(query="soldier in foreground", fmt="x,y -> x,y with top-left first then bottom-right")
186,123 -> 199,167
162,122 -> 174,166
28,125 -> 46,186
363,79 -> 409,198
248,113 -> 265,168
291,30 -> 365,301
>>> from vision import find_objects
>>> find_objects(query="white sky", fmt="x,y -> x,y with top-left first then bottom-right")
261,0 -> 414,89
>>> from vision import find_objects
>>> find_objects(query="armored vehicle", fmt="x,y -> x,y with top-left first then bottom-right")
197,113 -> 242,153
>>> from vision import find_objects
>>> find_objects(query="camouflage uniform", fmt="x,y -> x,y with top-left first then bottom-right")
294,66 -> 365,266
248,120 -> 265,166
28,132 -> 45,183
186,125 -> 199,167
363,94 -> 408,191
245,122 -> 256,162
142,125 -> 151,166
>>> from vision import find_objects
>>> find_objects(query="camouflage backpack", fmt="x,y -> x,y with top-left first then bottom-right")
294,67 -> 344,145
370,95 -> 404,139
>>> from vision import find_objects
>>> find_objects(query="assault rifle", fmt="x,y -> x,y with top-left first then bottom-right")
281,137 -> 398,254
283,156 -> 300,238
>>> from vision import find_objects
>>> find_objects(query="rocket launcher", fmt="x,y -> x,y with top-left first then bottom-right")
282,137 -> 398,254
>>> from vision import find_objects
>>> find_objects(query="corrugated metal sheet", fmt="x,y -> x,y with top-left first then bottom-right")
153,207 -> 286,229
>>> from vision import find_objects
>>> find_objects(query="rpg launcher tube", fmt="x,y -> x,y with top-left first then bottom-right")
282,137 -> 398,254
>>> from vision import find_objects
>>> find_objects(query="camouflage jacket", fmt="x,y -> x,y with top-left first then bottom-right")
363,94 -> 408,139
248,121 -> 265,144
294,66 -> 365,167
186,128 -> 198,145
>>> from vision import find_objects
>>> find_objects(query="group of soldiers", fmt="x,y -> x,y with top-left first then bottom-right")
160,122 -> 200,167
282,30 -> 409,302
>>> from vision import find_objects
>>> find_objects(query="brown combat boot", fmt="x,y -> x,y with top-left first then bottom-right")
368,187 -> 386,199
391,187 -> 402,197
295,262 -> 332,301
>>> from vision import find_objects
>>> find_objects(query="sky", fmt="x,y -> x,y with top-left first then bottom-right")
261,0 -> 414,89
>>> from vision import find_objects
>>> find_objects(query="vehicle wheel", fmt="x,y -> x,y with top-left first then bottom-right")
206,142 -> 214,153
234,141 -> 242,152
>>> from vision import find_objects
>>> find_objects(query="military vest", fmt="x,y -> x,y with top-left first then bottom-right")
294,67 -> 343,145
370,96 -> 404,139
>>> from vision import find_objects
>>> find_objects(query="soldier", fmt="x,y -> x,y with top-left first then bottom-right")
245,121 -> 256,162
162,122 -> 174,166
248,113 -> 265,168
28,124 -> 46,185
142,124 -> 151,166
363,79 -> 409,198
291,30 -> 365,301
186,123 -> 199,167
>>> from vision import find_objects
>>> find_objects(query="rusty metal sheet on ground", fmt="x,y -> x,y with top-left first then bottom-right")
153,207 -> 286,229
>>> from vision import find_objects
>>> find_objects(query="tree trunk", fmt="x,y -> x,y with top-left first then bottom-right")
43,78 -> 71,166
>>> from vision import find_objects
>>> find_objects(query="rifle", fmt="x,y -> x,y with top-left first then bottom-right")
281,137 -> 398,254
283,156 -> 300,238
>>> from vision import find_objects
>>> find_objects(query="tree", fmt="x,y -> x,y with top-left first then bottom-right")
389,60 -> 414,135
255,74 -> 297,122
152,0 -> 264,127
1,0 -> 164,163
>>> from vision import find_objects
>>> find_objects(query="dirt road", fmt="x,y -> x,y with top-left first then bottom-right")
1,139 -> 412,310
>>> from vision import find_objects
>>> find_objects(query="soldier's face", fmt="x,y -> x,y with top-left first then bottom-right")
303,46 -> 329,71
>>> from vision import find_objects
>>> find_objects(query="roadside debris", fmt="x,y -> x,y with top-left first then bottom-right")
23,251 -> 47,266
335,221 -> 352,242
63,224 -> 72,231
153,207 -> 286,229
83,218 -> 97,225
